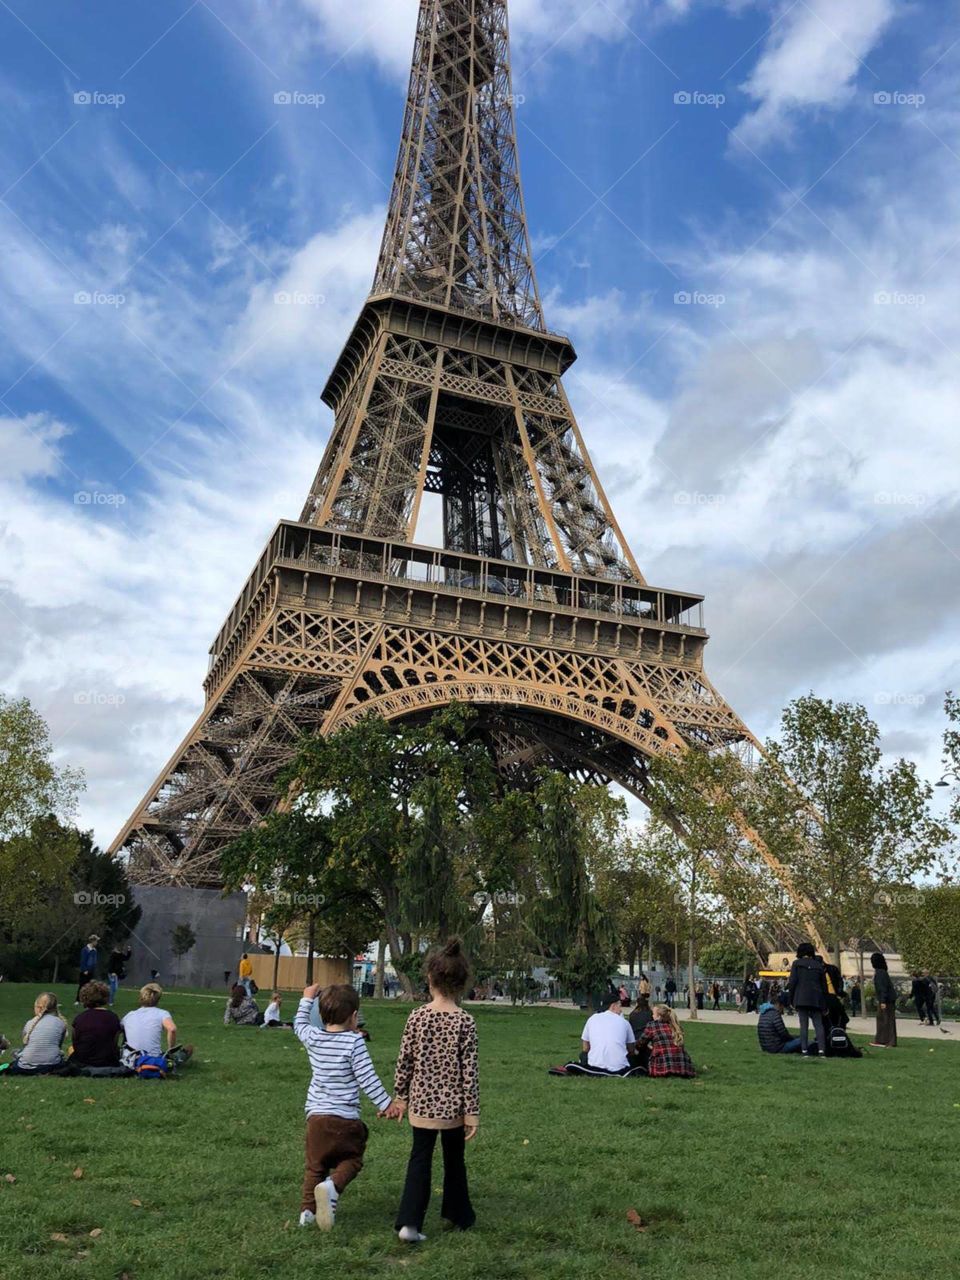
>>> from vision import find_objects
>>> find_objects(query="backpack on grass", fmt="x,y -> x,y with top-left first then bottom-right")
134,1054 -> 168,1081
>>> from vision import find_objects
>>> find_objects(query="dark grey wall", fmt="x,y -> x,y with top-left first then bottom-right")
127,886 -> 248,991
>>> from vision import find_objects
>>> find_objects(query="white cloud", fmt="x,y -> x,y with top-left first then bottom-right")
735,0 -> 899,147
0,414 -> 68,483
282,0 -> 693,79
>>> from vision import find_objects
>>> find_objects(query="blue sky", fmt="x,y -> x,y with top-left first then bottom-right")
1,0 -> 959,845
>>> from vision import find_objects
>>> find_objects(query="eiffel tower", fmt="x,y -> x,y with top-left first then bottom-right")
111,0 -> 822,946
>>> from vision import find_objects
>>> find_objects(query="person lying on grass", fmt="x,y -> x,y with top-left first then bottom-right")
72,981 -> 123,1069
224,984 -> 262,1027
121,983 -> 193,1071
1,992 -> 69,1075
295,982 -> 399,1232
636,1005 -> 696,1078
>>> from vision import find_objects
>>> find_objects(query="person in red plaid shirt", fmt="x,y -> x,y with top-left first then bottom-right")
638,1005 -> 696,1078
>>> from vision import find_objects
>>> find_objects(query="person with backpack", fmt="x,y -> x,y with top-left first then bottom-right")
121,983 -> 193,1076
787,944 -> 829,1058
869,953 -> 898,1048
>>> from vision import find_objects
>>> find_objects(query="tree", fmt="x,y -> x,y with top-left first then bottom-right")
0,696 -> 85,924
944,691 -> 960,829
170,923 -> 197,985
753,695 -> 950,966
531,772 -> 619,1002
698,940 -> 754,979
289,707 -> 505,988
72,831 -> 142,951
593,829 -> 684,977
895,886 -> 960,974
221,809 -> 377,984
643,749 -> 744,1019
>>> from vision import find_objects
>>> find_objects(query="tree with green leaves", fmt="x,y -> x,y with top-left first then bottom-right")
593,826 -> 685,978
944,691 -> 960,829
531,771 -> 619,1002
752,695 -> 950,967
0,696 -> 85,924
220,809 -> 378,984
643,748 -> 745,1019
170,923 -> 197,985
697,940 -> 754,980
289,708 -> 490,983
895,886 -> 960,974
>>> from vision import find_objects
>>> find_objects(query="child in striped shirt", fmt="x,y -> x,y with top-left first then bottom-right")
294,983 -> 400,1230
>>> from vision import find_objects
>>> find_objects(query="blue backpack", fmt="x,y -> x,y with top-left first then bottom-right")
134,1053 -> 167,1082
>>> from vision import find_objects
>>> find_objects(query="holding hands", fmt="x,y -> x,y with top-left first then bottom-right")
379,1099 -> 407,1122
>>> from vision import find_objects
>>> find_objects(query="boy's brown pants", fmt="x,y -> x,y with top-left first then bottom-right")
301,1115 -> 369,1211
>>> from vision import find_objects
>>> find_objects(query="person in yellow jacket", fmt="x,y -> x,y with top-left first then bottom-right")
239,954 -> 254,996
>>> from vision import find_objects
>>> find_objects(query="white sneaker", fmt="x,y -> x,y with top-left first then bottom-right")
398,1226 -> 427,1243
299,1210 -> 316,1227
314,1180 -> 337,1231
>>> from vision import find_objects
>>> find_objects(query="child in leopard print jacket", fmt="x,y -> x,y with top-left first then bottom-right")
392,938 -> 479,1243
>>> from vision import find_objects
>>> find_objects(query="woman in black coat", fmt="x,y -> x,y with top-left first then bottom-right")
786,942 -> 828,1057
870,952 -> 898,1047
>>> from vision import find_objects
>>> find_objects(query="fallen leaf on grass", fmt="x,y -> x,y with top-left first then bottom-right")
82,1098 -> 96,1105
89,1228 -> 103,1239
72,1168 -> 84,1180
3,1174 -> 15,1184
50,1234 -> 69,1244
626,1209 -> 647,1232
130,1199 -> 143,1208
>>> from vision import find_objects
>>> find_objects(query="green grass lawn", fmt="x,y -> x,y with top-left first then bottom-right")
1,984 -> 958,1280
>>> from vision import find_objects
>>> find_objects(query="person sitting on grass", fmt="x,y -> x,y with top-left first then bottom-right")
121,983 -> 193,1070
262,992 -> 291,1027
559,992 -> 646,1077
2,993 -> 69,1075
294,982 -> 397,1231
71,982 -> 122,1069
224,984 -> 262,1027
628,994 -> 654,1039
757,993 -> 803,1054
637,1005 -> 696,1078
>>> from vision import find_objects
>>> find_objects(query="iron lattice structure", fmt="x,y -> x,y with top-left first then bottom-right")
111,0 -> 822,949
